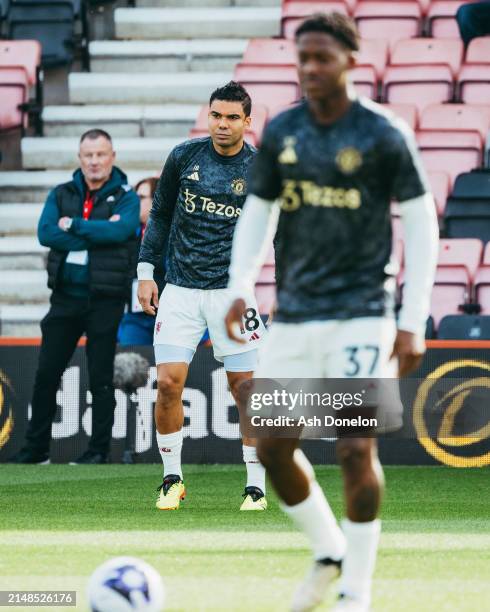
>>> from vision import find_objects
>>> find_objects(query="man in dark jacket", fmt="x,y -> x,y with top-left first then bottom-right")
10,129 -> 140,464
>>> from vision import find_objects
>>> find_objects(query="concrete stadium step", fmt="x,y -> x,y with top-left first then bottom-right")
0,170 -> 158,203
89,40 -> 247,73
1,270 -> 50,303
114,7 -> 280,39
43,104 -> 200,138
69,71 -> 232,104
0,204 -> 42,235
0,237 -> 47,270
136,0 -> 280,6
22,137 -> 179,170
0,304 -> 49,336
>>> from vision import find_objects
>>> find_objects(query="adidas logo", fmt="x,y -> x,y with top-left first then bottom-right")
187,171 -> 199,181
249,332 -> 260,342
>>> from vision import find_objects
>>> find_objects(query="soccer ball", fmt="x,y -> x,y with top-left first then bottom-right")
88,556 -> 165,612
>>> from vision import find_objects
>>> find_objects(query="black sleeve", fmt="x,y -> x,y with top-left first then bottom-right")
249,123 -> 283,201
138,148 -> 180,267
387,125 -> 430,203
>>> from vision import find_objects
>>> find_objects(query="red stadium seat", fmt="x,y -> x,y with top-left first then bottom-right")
255,283 -> 276,315
418,131 -> 482,187
234,63 -> 300,114
281,1 -> 349,39
427,170 -> 450,216
234,63 -> 299,86
420,104 -> 489,141
193,103 -> 268,144
474,266 -> 490,313
381,103 -> 418,130
0,66 -> 29,131
350,65 -> 377,99
465,36 -> 490,63
354,1 -> 422,49
458,64 -> 490,105
357,38 -> 389,79
390,38 -> 464,75
244,83 -> 300,115
383,65 -> 454,113
242,38 -> 296,65
430,277 -> 468,328
427,1 -> 470,39
438,237 -> 483,278
0,40 -> 41,86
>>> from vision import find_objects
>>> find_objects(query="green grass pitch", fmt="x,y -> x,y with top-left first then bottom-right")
1,465 -> 489,611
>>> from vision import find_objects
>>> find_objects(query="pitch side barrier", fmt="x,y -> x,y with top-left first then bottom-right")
0,339 -> 489,468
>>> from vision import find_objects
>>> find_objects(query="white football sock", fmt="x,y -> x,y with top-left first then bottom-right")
339,518 -> 381,607
281,481 -> 346,562
156,430 -> 183,479
243,445 -> 266,493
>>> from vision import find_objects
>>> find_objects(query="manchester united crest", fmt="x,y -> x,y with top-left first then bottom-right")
336,147 -> 363,174
231,178 -> 246,195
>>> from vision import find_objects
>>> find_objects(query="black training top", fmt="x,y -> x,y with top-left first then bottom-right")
249,98 -> 429,323
139,137 -> 256,289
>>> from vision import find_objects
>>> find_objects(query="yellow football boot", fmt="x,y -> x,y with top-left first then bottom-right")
156,475 -> 185,510
240,486 -> 268,511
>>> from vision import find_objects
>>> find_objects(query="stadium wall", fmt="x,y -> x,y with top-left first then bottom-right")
0,341 -> 489,468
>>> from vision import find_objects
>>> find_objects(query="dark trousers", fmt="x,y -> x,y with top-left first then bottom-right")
26,291 -> 125,455
456,2 -> 490,47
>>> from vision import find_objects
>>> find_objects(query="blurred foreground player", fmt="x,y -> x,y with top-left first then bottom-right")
138,82 -> 267,511
225,14 -> 438,611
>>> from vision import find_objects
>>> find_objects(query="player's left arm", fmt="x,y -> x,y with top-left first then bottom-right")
226,122 -> 282,342
388,123 -> 439,376
226,195 -> 280,342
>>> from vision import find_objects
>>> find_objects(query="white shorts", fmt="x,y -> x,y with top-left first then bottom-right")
256,317 -> 397,379
154,284 -> 266,368
255,317 -> 402,432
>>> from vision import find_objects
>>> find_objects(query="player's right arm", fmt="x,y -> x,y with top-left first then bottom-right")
226,123 -> 281,342
137,149 -> 180,315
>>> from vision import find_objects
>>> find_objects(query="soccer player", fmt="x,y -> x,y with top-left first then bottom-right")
225,14 -> 438,612
137,81 -> 267,511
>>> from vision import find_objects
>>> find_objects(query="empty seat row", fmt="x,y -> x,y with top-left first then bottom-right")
282,0 -> 475,44
240,37 -> 490,111
243,36 -> 490,80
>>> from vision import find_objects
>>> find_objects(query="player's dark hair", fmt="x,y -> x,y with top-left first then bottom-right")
295,12 -> 360,51
79,128 -> 113,144
209,81 -> 252,117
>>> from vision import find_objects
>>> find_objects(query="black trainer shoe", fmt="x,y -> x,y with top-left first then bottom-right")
8,447 -> 50,464
240,486 -> 268,510
69,450 -> 108,465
